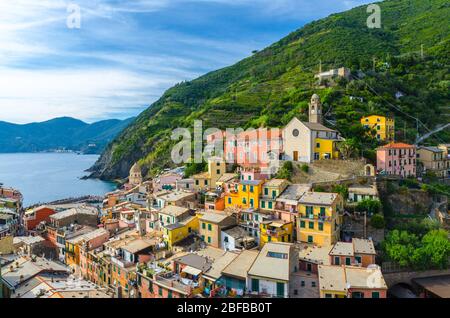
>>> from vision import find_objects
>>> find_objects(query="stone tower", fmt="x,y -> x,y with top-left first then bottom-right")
309,94 -> 323,124
129,162 -> 143,186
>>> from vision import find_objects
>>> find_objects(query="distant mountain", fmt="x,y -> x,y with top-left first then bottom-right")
0,117 -> 134,154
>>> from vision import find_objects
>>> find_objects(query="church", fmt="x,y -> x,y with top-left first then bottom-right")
282,94 -> 342,163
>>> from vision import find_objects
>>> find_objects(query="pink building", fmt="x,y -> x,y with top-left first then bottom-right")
376,142 -> 416,177
153,172 -> 183,191
207,128 -> 283,168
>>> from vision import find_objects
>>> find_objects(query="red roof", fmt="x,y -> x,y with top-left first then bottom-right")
379,142 -> 415,149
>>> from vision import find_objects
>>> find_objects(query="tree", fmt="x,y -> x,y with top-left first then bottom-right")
383,229 -> 450,270
371,214 -> 385,229
337,138 -> 358,159
356,198 -> 382,215
332,184 -> 348,200
276,161 -> 294,181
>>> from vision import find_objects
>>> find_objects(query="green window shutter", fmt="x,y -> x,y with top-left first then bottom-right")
208,224 -> 212,231
320,207 -> 326,216
243,198 -> 247,204
261,201 -> 266,208
372,292 -> 380,298
159,287 -> 163,296
268,201 -> 273,209
300,221 -> 305,228
243,185 -> 247,192
355,256 -> 362,264
276,282 -> 285,297
250,199 -> 254,207
272,190 -> 276,198
308,235 -> 313,243
250,186 -> 254,193
202,222 -> 206,229
309,222 -> 314,229
318,222 -> 324,231
346,257 -> 351,266
208,236 -> 211,243
264,188 -> 268,195
252,279 -> 259,292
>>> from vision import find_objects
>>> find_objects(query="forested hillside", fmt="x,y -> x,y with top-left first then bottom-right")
90,0 -> 450,180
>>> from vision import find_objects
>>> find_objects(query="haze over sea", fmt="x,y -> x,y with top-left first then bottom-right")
0,153 -> 116,207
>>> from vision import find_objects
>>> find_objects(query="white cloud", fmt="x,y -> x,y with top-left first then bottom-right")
0,0 -> 373,123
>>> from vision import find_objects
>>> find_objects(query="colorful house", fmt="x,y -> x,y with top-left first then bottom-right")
198,212 -> 236,248
260,220 -> 294,247
225,180 -> 264,210
247,242 -> 296,298
376,142 -> 416,177
23,206 -> 56,232
297,192 -> 343,246
163,215 -> 199,249
361,115 -> 395,141
260,179 -> 289,211
318,265 -> 387,298
192,157 -> 226,192
329,238 -> 376,267
417,146 -> 448,178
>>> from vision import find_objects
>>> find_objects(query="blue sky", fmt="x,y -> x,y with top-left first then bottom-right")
0,0 -> 373,124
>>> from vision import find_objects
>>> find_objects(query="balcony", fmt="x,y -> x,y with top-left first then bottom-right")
298,214 -> 331,222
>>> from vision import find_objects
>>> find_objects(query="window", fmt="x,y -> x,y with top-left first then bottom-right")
243,185 -> 247,192
345,257 -> 351,266
316,143 -> 320,148
250,186 -> 254,193
202,222 -> 206,229
320,207 -> 326,216
292,129 -> 299,137
252,279 -> 259,292
195,180 -> 199,185
311,282 -> 316,288
301,281 -> 305,287
250,198 -> 254,207
158,287 -> 163,297
242,198 -> 247,205
318,222 -> 324,231
276,282 -> 285,297
372,292 -> 380,298
264,188 -> 269,196
228,198 -> 231,204
261,201 -> 266,209
216,169 -> 220,175
355,256 -> 362,264
168,290 -> 173,298
207,236 -> 211,243
300,221 -> 305,228
325,294 -> 332,298
268,201 -> 273,209
272,190 -> 277,198
308,235 -> 313,243
307,263 -> 312,272
201,235 -> 205,241
309,222 -> 314,229
205,180 -> 208,185
334,257 -> 340,265
208,224 -> 212,231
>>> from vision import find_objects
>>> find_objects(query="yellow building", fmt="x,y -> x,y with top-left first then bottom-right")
260,220 -> 293,247
225,180 -> 264,210
193,157 -> 226,191
163,215 -> 199,249
260,179 -> 289,211
361,115 -> 395,141
297,192 -> 343,246
314,138 -> 340,160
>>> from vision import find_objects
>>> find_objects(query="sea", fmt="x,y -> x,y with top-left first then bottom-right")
0,153 -> 117,207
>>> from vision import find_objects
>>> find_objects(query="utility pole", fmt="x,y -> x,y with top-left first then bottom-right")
363,212 -> 367,239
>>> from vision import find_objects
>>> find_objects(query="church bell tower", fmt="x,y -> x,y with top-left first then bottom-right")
309,94 -> 323,124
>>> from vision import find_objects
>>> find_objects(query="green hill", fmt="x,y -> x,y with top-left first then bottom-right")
90,0 -> 450,180
0,117 -> 134,154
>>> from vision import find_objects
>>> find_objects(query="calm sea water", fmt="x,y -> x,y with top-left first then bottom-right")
0,153 -> 116,207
